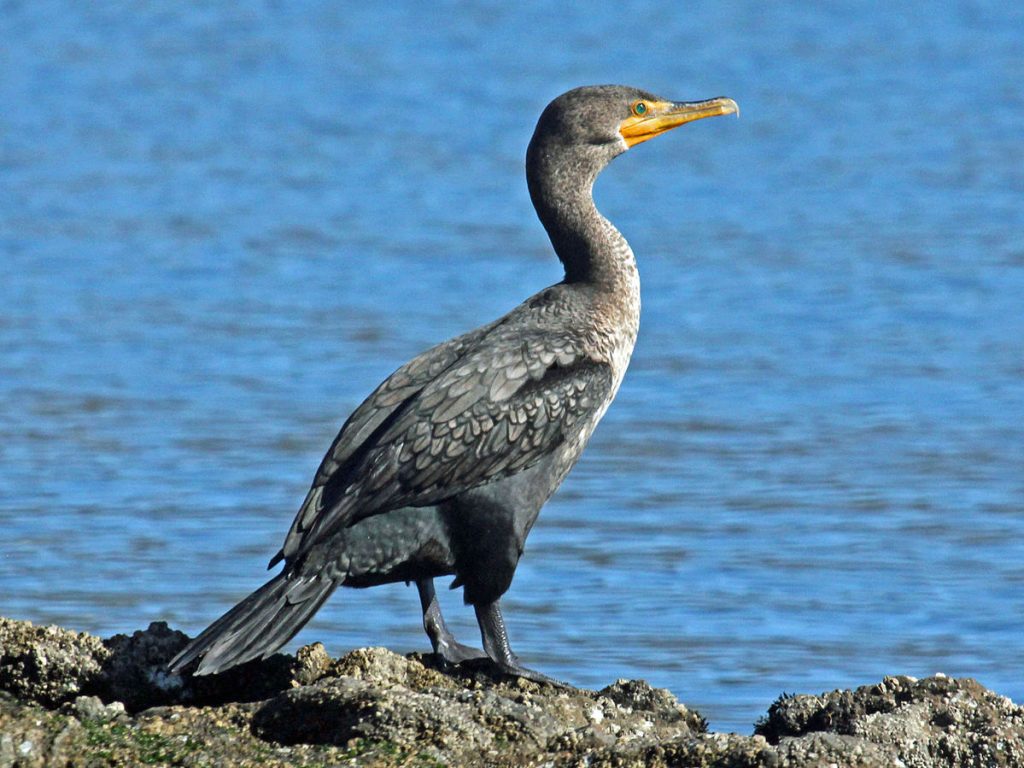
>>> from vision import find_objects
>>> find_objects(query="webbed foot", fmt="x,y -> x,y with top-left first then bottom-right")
472,657 -> 569,687
416,578 -> 487,668
473,599 -> 567,687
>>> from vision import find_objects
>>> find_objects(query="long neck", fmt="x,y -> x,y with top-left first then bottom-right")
526,144 -> 637,288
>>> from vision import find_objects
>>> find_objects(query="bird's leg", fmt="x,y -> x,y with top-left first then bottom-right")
474,599 -> 565,686
416,579 -> 486,666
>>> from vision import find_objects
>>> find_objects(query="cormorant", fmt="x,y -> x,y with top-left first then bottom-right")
168,85 -> 737,682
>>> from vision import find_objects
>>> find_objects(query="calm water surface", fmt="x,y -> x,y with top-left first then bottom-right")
2,2 -> 1023,732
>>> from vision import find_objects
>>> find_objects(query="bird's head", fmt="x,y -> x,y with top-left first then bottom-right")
527,85 -> 738,187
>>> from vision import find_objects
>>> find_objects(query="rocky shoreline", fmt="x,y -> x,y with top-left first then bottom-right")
1,616 -> 1021,767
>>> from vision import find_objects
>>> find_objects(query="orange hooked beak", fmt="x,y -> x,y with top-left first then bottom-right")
619,96 -> 739,148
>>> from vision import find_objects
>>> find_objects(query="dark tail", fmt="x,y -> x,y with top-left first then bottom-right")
167,571 -> 338,676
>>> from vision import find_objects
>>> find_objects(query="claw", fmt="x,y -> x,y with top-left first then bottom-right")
417,578 -> 487,666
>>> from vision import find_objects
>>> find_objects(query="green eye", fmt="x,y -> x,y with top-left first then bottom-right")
633,101 -> 648,116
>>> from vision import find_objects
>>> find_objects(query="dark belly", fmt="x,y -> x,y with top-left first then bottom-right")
317,450 -> 575,600
321,505 -> 456,587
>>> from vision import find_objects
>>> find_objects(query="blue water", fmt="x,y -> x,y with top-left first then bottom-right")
2,2 -> 1022,733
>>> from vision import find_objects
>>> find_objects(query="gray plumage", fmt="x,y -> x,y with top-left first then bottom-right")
168,85 -> 736,681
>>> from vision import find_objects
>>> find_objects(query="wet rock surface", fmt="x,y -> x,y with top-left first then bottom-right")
756,674 -> 1024,767
1,616 -> 1022,767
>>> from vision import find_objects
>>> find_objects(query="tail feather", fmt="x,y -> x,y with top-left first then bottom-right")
168,572 -> 338,676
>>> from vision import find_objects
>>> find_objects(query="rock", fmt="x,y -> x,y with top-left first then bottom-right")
99,620 -> 299,710
0,617 -> 108,708
1,616 -> 1022,767
252,647 -> 704,765
756,674 -> 1024,767
63,695 -> 126,722
96,621 -> 192,711
0,616 -> 299,712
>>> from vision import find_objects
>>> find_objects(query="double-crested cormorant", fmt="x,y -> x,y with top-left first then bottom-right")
168,85 -> 737,682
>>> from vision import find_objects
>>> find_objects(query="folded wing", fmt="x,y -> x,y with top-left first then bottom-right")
274,324 -> 613,566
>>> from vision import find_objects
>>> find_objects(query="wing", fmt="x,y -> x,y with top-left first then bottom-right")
310,319 -> 504,485
266,319 -> 500,568
278,326 -> 614,565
